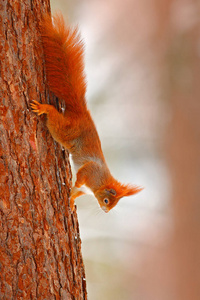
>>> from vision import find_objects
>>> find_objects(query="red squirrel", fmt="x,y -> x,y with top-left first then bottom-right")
31,13 -> 143,213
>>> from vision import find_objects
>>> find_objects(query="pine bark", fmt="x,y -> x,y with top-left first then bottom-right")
0,1 -> 87,299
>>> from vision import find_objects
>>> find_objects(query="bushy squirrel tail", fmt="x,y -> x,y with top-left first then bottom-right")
40,13 -> 87,114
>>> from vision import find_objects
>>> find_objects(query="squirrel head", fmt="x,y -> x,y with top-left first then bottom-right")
94,179 -> 143,213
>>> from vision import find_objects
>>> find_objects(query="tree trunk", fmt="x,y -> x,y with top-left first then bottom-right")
0,1 -> 87,299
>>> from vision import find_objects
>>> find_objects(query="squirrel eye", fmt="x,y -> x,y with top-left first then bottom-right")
104,198 -> 109,205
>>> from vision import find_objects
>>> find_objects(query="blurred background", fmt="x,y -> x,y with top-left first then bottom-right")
51,1 -> 200,299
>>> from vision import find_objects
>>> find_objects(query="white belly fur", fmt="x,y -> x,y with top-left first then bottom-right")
69,155 -> 94,196
78,185 -> 94,195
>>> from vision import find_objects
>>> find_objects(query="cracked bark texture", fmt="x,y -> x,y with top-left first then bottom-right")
0,1 -> 87,299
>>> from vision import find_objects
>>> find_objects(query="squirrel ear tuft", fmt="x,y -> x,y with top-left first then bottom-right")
124,185 -> 144,197
115,183 -> 143,198
104,179 -> 143,198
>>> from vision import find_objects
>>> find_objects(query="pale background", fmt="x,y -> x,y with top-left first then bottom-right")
51,1 -> 200,299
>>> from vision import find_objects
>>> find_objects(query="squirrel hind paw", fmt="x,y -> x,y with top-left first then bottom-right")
30,101 -> 45,115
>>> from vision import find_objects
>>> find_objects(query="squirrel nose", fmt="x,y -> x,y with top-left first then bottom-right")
101,206 -> 108,213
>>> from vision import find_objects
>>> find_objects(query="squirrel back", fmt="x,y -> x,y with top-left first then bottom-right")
40,13 -> 87,115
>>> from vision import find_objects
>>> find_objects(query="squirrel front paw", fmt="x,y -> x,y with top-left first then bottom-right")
69,195 -> 76,212
69,186 -> 85,212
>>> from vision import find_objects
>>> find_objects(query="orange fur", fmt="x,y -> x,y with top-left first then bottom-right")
40,13 -> 86,115
31,13 -> 143,212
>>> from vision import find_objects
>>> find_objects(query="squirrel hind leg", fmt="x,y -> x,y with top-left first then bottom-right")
30,100 -> 52,116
